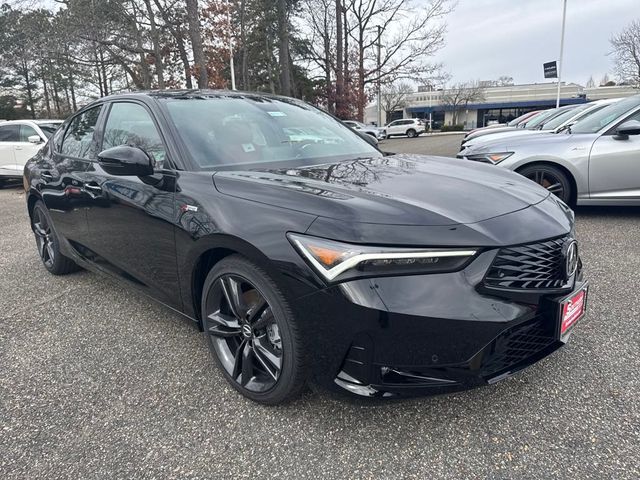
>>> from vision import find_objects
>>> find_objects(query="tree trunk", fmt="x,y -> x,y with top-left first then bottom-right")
335,0 -> 345,118
22,61 -> 36,119
144,0 -> 164,88
153,0 -> 193,88
98,48 -> 110,95
186,0 -> 208,88
277,0 -> 291,96
240,0 -> 248,90
41,72 -> 52,118
266,36 -> 275,94
357,28 -> 365,121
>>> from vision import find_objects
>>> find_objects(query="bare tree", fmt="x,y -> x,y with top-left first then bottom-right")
441,82 -> 485,125
381,81 -> 413,118
610,20 -> 640,87
346,0 -> 452,121
186,0 -> 208,88
585,75 -> 596,88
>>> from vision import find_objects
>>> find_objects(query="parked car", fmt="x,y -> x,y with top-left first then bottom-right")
0,119 -> 62,183
24,90 -> 587,404
467,110 -> 542,137
460,106 -> 575,150
385,118 -> 426,138
461,99 -> 621,151
458,95 -> 640,206
343,120 -> 385,141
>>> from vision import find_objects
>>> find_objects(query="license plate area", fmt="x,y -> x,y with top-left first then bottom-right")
557,283 -> 588,342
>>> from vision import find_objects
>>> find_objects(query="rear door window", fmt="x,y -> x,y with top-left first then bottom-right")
0,125 -> 20,142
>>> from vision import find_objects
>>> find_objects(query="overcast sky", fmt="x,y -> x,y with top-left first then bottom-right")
434,0 -> 637,86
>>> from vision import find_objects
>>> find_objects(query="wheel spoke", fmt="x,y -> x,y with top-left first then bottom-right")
33,222 -> 47,238
240,341 -> 254,386
252,307 -> 274,330
231,338 -> 248,380
36,237 -> 45,257
220,276 -> 245,319
546,182 -> 563,193
45,243 -> 55,263
207,310 -> 242,338
254,335 -> 282,372
247,297 -> 268,324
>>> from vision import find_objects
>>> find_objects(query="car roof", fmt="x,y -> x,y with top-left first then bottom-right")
104,89 -> 290,103
1,119 -> 62,125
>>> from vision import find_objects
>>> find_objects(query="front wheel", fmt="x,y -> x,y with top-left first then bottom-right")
518,164 -> 573,205
31,201 -> 81,275
406,129 -> 417,138
201,255 -> 307,404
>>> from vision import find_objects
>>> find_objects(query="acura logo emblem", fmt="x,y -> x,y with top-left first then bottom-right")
242,323 -> 253,338
563,240 -> 579,280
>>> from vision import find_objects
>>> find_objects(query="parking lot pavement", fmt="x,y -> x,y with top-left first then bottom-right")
1,139 -> 639,479
381,132 -> 464,157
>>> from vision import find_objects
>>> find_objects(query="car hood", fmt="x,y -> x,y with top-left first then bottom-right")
466,126 -> 519,141
213,154 -> 550,226
464,129 -> 546,148
461,131 -> 594,156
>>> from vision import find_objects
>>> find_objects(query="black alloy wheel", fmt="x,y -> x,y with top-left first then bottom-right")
202,256 -> 306,404
519,164 -> 572,205
406,128 -> 417,138
31,201 -> 80,275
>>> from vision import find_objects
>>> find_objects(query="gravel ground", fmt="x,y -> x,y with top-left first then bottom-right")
1,135 -> 639,479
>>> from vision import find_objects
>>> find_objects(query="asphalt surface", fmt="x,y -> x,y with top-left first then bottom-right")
1,134 -> 639,479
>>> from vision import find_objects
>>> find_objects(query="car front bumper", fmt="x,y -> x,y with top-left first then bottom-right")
288,248 -> 585,399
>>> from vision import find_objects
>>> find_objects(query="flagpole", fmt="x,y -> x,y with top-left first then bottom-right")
556,0 -> 567,108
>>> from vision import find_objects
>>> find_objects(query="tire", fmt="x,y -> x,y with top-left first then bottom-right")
518,164 -> 573,205
406,128 -> 417,138
201,255 -> 307,404
31,201 -> 81,275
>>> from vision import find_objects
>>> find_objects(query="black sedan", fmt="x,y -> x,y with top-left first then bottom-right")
23,91 -> 588,404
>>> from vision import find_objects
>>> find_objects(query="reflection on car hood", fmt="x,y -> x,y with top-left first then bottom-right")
213,154 -> 550,226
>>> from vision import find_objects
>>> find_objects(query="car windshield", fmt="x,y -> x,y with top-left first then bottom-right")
37,123 -> 61,138
507,112 -> 535,127
541,104 -> 592,131
524,109 -> 558,129
571,95 -> 640,134
163,95 -> 380,169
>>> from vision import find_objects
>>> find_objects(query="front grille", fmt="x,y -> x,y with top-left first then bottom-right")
484,236 -> 570,290
482,320 -> 556,377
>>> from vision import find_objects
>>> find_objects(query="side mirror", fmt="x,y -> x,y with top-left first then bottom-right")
98,145 -> 154,176
28,135 -> 43,144
615,120 -> 640,139
355,130 -> 379,147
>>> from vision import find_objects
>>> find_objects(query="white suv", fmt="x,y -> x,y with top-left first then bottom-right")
0,119 -> 62,182
384,118 -> 426,138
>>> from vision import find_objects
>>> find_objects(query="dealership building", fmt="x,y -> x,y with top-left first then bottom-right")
366,82 -> 638,129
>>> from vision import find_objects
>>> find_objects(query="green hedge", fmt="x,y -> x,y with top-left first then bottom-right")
440,124 -> 464,132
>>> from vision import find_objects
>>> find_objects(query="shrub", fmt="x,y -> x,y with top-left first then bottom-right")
440,124 -> 464,132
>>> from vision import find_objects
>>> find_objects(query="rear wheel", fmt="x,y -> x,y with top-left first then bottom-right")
201,255 -> 307,404
406,128 -> 417,138
518,164 -> 573,205
31,201 -> 81,275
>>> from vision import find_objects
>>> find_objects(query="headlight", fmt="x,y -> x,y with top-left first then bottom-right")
465,152 -> 514,164
288,233 -> 478,282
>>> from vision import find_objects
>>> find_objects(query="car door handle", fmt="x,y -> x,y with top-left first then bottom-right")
41,171 -> 54,181
15,145 -> 23,150
84,183 -> 103,194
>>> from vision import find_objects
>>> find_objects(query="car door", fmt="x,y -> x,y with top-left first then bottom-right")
39,106 -> 103,248
387,120 -> 402,136
16,124 -> 46,166
0,124 -> 19,175
82,100 -> 180,308
588,109 -> 640,201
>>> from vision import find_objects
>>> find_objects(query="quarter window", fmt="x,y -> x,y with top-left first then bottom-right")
19,125 -> 39,142
102,102 -> 167,168
61,106 -> 103,159
0,124 -> 19,142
